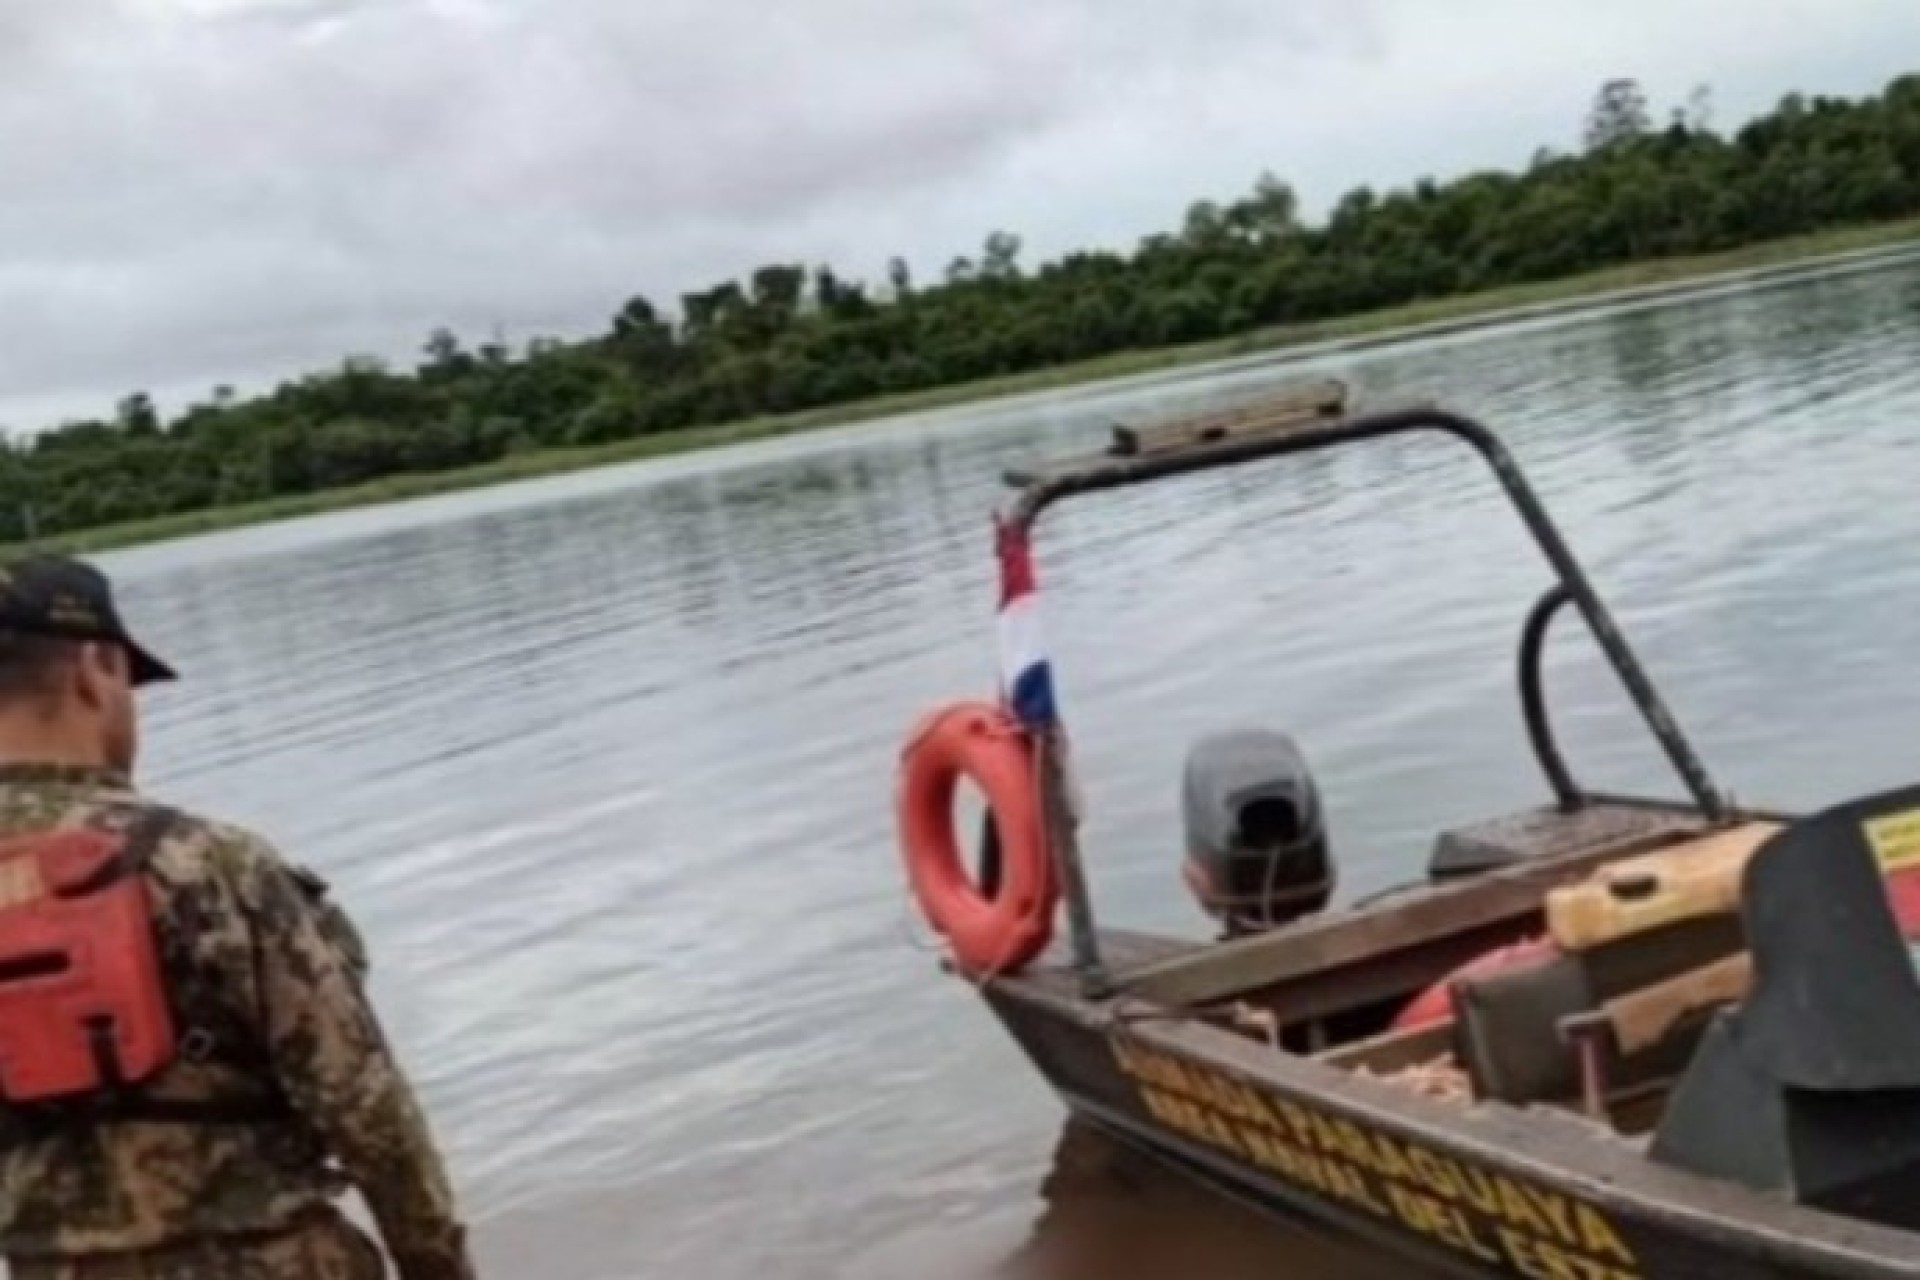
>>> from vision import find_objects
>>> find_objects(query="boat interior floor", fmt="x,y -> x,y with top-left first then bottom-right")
1084,798 -> 1779,1142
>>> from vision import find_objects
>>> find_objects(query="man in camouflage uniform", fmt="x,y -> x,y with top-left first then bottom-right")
0,554 -> 476,1280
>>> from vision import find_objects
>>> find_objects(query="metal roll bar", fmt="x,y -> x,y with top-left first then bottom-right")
1520,583 -> 1582,812
1001,398 -> 1729,998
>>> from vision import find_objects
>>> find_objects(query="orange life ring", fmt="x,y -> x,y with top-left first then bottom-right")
1391,936 -> 1556,1031
897,700 -> 1059,977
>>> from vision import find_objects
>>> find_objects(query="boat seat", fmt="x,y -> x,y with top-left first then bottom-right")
1453,949 -> 1596,1104
1451,911 -> 1746,1112
1450,822 -> 1782,1115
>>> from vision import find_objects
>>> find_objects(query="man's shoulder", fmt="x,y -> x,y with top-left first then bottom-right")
133,799 -> 366,967
0,781 -> 277,871
39,793 -> 307,917
122,798 -> 291,879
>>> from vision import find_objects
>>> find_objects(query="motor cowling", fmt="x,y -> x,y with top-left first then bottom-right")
1180,728 -> 1334,936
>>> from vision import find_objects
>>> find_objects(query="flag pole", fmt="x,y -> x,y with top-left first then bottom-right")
995,515 -> 1111,998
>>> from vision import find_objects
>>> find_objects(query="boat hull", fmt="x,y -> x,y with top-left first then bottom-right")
981,958 -> 1920,1280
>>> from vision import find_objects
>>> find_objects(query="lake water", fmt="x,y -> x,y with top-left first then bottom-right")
97,252 -> 1920,1279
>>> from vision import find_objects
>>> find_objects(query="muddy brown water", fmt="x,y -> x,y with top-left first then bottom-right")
94,252 -> 1920,1279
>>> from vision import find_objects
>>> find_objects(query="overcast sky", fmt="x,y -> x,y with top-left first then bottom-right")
0,0 -> 1912,432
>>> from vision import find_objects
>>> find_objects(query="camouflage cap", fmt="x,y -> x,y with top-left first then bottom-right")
0,553 -> 176,686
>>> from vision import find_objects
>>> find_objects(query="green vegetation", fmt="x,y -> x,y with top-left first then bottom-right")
11,75 -> 1920,552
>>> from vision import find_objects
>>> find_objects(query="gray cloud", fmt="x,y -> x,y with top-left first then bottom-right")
0,0 -> 1910,429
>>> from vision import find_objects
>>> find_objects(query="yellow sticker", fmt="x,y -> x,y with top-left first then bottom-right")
1864,808 -> 1920,874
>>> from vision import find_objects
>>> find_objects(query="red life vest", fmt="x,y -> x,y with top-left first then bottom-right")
0,827 -> 176,1104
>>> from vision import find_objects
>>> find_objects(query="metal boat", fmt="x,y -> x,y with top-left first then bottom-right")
895,383 -> 1920,1280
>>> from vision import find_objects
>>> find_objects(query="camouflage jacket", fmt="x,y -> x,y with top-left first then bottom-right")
0,765 -> 473,1280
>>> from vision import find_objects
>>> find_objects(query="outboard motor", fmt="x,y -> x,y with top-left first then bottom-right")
1181,729 -> 1334,937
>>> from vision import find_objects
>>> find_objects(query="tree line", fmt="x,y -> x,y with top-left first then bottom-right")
8,74 -> 1920,540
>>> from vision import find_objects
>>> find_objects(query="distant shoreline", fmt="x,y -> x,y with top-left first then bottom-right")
40,215 -> 1920,559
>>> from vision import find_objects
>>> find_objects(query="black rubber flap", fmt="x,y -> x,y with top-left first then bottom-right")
1737,782 -> 1920,1091
1651,785 -> 1920,1210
